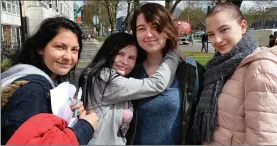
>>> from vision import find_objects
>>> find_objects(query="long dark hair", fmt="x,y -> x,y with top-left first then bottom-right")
79,32 -> 137,109
130,2 -> 178,63
13,16 -> 83,82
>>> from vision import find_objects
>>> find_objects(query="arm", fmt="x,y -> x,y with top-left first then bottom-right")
245,60 -> 277,144
101,52 -> 179,104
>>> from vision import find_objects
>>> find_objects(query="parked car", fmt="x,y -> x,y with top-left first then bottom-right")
194,31 -> 205,38
178,35 -> 190,45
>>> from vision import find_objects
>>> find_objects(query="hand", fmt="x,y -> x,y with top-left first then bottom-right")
79,110 -> 99,130
70,99 -> 85,116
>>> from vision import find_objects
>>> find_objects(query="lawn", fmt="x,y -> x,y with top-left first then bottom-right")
183,52 -> 213,67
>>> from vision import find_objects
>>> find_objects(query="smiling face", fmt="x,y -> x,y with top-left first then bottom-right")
136,13 -> 167,54
206,11 -> 247,54
112,45 -> 137,76
38,28 -> 79,79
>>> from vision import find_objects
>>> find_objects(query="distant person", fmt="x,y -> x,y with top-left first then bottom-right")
201,33 -> 208,53
268,33 -> 277,47
189,33 -> 194,45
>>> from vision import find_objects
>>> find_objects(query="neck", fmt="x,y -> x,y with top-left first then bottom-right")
50,73 -> 57,80
143,51 -> 163,76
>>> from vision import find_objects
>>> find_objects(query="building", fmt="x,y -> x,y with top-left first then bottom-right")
1,0 -> 22,51
22,0 -> 74,35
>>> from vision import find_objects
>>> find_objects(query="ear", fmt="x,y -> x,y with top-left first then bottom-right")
240,20 -> 247,34
37,49 -> 44,55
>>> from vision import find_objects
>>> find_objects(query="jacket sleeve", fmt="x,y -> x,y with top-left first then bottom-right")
7,113 -> 79,145
100,52 -> 179,104
2,82 -> 51,144
244,59 -> 277,144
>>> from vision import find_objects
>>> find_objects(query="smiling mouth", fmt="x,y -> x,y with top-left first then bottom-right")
57,63 -> 71,68
145,40 -> 157,43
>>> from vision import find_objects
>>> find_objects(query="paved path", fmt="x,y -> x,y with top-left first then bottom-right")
74,39 -> 102,86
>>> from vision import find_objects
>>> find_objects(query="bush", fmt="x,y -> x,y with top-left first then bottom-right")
1,59 -> 12,73
95,36 -> 108,42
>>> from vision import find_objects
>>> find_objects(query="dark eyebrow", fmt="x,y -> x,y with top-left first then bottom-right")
136,24 -> 145,28
206,24 -> 229,34
53,42 -> 79,48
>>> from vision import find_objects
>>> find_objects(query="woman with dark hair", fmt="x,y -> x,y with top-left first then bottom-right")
191,3 -> 277,145
126,3 -> 205,145
1,17 -> 98,144
79,32 -> 180,145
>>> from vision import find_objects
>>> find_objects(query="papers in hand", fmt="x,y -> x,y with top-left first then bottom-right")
50,82 -> 78,127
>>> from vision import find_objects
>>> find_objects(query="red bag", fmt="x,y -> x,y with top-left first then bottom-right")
7,113 -> 78,145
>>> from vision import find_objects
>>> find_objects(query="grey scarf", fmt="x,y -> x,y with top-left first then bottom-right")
191,32 -> 259,143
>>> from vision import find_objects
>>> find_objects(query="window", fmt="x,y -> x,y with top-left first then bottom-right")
12,4 -> 16,14
15,1 -> 19,6
7,2 -> 11,13
2,1 -> 7,12
16,6 -> 20,15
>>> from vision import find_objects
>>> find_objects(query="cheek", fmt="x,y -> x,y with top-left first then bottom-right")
129,60 -> 136,70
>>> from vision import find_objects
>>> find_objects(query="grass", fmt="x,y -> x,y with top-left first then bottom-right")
95,36 -> 108,42
184,52 -> 213,67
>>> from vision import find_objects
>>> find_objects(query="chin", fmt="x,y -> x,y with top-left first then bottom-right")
116,70 -> 126,76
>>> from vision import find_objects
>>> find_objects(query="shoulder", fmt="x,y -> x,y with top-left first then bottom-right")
10,75 -> 53,102
179,57 -> 205,73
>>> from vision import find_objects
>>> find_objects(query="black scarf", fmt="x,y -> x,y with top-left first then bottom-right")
191,32 -> 259,143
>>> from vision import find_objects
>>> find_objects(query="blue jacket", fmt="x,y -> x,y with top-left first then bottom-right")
1,75 -> 94,144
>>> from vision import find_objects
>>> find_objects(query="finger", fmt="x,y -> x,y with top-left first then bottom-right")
79,109 -> 86,118
78,109 -> 86,116
70,101 -> 83,110
78,106 -> 85,114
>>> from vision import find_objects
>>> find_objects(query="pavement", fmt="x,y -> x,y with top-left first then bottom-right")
74,39 -> 102,86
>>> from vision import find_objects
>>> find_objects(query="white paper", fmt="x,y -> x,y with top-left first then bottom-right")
50,82 -> 78,126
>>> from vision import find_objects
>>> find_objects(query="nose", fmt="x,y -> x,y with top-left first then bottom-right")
146,29 -> 154,39
213,34 -> 223,44
121,56 -> 128,65
62,50 -> 72,60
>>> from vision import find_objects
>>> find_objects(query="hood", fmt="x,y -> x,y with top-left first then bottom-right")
1,64 -> 56,91
238,46 -> 277,68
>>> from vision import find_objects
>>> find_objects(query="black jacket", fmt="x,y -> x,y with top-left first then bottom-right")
126,59 -> 205,145
1,75 -> 94,145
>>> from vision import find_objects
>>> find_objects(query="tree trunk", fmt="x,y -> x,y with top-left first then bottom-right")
170,0 -> 181,14
134,0 -> 140,10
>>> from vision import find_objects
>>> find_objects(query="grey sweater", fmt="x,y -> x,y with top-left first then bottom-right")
87,52 -> 179,145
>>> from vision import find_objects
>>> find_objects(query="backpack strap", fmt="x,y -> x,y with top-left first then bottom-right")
1,80 -> 29,108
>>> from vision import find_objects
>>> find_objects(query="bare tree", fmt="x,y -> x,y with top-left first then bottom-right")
213,0 -> 243,8
165,0 -> 182,14
253,1 -> 274,29
101,0 -> 120,33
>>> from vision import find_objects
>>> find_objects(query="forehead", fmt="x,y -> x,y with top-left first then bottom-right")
119,45 -> 137,55
136,13 -> 151,26
51,29 -> 78,44
206,11 -> 237,29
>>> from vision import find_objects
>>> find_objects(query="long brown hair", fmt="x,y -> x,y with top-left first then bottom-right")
130,3 -> 178,62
